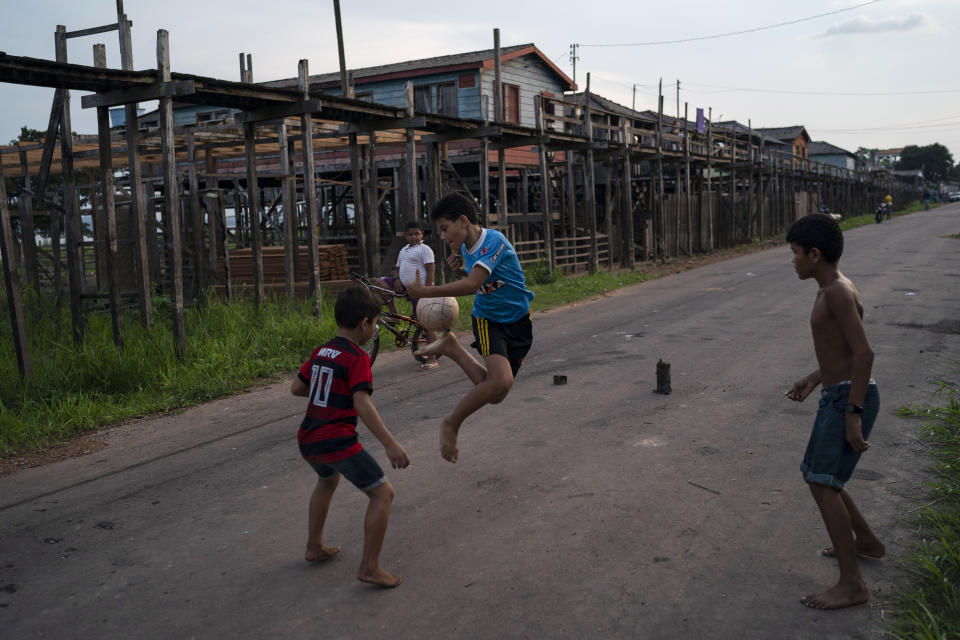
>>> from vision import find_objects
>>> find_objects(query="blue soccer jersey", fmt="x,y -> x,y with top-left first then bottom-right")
461,229 -> 534,323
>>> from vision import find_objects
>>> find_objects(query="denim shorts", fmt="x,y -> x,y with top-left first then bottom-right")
306,448 -> 386,492
800,381 -> 880,490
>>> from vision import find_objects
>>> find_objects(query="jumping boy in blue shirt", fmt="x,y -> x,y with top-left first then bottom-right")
407,193 -> 534,463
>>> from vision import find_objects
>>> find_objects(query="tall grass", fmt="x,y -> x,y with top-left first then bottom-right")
0,267 -> 658,454
887,383 -> 960,639
0,288 -> 338,453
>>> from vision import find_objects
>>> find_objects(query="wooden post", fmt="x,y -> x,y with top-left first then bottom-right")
706,107 -> 713,252
118,11 -> 151,327
244,122 -> 265,307
758,128 -> 765,241
366,132 -> 380,273
493,28 -> 502,122
333,0 -> 348,96
604,162 -> 613,270
94,43 -> 124,348
655,84 -> 665,262
583,74 -> 598,273
277,121 -> 296,298
0,162 -> 31,380
480,95 -> 490,226
346,90 -> 368,274
56,25 -> 84,342
404,81 -> 418,225
684,103 -> 692,256
187,131 -> 204,298
620,118 -> 635,269
218,191 -> 232,302
16,148 -> 39,288
535,98 -> 553,274
730,124 -> 737,245
565,150 -> 576,240
298,60 -> 321,308
157,30 -> 185,358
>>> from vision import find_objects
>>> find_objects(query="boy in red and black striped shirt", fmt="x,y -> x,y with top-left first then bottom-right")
291,286 -> 410,588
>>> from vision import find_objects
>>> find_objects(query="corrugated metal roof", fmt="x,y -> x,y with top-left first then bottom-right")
808,140 -> 854,157
567,92 -> 657,123
754,126 -> 810,143
261,43 -> 554,89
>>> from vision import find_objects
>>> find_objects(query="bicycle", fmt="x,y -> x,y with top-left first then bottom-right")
350,272 -> 438,366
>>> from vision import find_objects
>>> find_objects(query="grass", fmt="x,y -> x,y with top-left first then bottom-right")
0,289 -> 338,454
0,266 -> 657,455
886,383 -> 960,639
836,199 -> 934,232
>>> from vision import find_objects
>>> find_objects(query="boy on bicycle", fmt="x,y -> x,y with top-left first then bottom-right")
406,193 -> 534,463
377,220 -> 438,370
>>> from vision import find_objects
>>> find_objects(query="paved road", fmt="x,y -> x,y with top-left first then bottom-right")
2,206 -> 959,639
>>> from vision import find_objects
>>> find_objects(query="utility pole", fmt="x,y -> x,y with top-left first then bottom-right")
676,79 -> 680,121
632,84 -> 637,112
569,43 -> 579,85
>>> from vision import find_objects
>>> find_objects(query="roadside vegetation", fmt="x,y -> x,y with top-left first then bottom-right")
0,200 -> 930,454
0,266 -> 654,455
887,383 -> 960,639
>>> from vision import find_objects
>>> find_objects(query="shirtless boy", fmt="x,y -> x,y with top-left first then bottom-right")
406,193 -> 534,463
784,214 -> 883,609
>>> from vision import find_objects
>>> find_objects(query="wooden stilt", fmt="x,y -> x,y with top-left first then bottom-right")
298,61 -> 321,308
244,122 -> 265,307
16,148 -> 39,288
157,29 -> 186,358
0,162 -> 31,380
93,43 -> 123,348
620,118 -> 635,270
404,81 -> 419,226
56,25 -> 84,342
277,121 -> 296,298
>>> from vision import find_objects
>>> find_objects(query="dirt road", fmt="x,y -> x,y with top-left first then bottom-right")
2,206 -> 959,639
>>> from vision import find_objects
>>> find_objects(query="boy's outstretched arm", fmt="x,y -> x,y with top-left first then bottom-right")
406,268 -> 485,299
353,391 -> 410,469
785,370 -> 821,402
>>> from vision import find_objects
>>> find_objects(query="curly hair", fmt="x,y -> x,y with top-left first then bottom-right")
430,193 -> 478,224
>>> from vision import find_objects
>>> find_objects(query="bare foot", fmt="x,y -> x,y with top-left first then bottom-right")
439,416 -> 460,463
305,543 -> 340,562
357,567 -> 402,588
801,581 -> 869,609
821,539 -> 885,559
415,331 -> 457,359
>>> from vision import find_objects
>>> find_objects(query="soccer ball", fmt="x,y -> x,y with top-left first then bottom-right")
417,297 -> 459,331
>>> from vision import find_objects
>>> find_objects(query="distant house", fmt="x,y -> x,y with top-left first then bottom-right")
262,43 -> 575,128
808,141 -> 856,171
874,147 -> 903,167
755,126 -> 811,159
713,121 -> 789,155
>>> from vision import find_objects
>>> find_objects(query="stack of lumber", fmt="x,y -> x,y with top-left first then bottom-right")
303,244 -> 350,281
217,244 -> 349,284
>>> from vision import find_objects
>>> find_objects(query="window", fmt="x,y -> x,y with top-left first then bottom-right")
501,83 -> 520,123
413,85 -> 432,112
196,111 -> 213,123
437,83 -> 457,117
354,91 -> 373,102
413,82 -> 459,116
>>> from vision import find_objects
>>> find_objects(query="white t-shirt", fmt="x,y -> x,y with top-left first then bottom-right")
396,242 -> 435,287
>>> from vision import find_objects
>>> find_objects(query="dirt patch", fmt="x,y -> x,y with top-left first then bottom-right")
0,434 -> 109,478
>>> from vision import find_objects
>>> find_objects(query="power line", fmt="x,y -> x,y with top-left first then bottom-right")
580,0 -> 883,47
681,83 -> 960,97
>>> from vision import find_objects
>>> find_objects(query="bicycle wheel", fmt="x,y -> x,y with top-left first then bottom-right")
410,326 -> 442,364
362,324 -> 381,365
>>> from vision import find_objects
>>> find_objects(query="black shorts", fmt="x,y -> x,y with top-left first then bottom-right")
471,314 -> 533,377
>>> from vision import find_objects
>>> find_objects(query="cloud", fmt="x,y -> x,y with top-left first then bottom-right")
819,12 -> 930,37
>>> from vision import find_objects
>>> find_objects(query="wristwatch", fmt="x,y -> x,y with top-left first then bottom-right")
846,403 -> 864,415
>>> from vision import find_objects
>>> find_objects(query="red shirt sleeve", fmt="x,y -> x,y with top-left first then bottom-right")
298,348 -> 318,384
348,351 -> 374,395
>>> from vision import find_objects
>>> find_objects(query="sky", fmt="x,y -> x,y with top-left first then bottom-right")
2,0 -> 958,164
